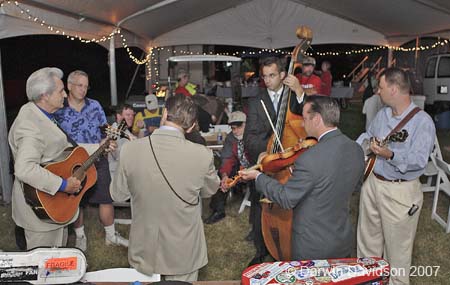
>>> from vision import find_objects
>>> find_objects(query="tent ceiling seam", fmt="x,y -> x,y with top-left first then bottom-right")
149,0 -> 253,43
411,0 -> 450,16
290,0 -> 388,37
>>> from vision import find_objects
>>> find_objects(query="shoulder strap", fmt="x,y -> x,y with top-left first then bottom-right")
148,136 -> 199,206
388,107 -> 421,136
54,120 -> 79,147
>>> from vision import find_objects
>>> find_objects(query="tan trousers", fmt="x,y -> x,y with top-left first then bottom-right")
25,227 -> 68,249
357,173 -> 422,285
163,269 -> 199,282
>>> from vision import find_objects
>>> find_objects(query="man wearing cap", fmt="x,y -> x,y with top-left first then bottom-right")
175,69 -> 197,97
296,56 -> 322,95
132,94 -> 162,137
204,111 -> 250,224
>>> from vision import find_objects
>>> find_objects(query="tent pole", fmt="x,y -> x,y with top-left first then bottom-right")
109,35 -> 118,106
387,47 -> 394,68
0,48 -> 12,203
414,37 -> 420,70
125,51 -> 145,100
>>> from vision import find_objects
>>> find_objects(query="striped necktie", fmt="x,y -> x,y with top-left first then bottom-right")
272,92 -> 279,112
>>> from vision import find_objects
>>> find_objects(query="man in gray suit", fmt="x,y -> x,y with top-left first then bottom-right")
240,95 -> 364,260
110,94 -> 220,282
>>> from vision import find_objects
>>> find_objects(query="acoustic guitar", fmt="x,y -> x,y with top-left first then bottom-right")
363,129 -> 409,181
23,121 -> 128,224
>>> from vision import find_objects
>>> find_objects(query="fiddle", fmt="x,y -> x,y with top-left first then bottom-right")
224,138 -> 317,188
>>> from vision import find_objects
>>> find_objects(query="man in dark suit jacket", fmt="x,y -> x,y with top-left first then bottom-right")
243,56 -> 307,265
241,95 -> 364,260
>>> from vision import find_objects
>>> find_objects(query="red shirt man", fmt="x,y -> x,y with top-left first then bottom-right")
295,56 -> 322,95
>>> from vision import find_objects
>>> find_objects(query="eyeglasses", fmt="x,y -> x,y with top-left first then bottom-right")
261,73 -> 280,80
70,82 -> 90,90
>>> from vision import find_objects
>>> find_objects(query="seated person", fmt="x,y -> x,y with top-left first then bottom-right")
205,111 -> 250,224
132,94 -> 162,137
143,116 -> 161,135
109,104 -> 136,178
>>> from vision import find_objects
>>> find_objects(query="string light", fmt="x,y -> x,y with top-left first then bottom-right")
1,0 -> 151,64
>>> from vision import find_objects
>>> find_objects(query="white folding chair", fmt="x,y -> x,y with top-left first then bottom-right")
431,157 -> 450,233
113,201 -> 132,225
238,184 -> 252,214
421,136 -> 442,192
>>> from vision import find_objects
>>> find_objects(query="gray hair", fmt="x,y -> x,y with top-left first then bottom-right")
26,67 -> 63,102
379,67 -> 411,94
304,95 -> 340,127
67,70 -> 89,84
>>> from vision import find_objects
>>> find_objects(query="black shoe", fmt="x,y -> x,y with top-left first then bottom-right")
204,212 -> 225,224
247,255 -> 266,267
245,230 -> 254,242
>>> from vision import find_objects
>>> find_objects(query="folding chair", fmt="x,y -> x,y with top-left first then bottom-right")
431,157 -> 450,233
238,184 -> 251,214
113,201 -> 132,225
422,136 -> 442,192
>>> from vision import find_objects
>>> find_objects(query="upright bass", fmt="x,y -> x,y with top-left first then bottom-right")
260,26 -> 314,261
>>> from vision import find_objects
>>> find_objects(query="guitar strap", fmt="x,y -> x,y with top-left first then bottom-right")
148,136 -> 199,206
387,107 -> 421,136
52,119 -> 79,147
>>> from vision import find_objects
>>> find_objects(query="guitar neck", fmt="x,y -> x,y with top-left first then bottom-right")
78,139 -> 110,172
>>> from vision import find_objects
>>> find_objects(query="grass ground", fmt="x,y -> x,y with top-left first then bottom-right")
0,102 -> 449,284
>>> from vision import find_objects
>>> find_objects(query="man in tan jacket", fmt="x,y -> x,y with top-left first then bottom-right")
8,67 -> 82,248
110,94 -> 220,282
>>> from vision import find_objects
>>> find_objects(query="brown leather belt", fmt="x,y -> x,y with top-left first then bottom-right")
373,172 -> 408,183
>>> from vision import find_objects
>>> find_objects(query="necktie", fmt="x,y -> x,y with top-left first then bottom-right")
272,93 -> 279,112
237,140 -> 250,168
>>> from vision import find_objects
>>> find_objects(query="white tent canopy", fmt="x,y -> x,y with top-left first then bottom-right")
1,0 -> 450,49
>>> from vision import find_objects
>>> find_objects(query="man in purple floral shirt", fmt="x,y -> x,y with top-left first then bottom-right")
55,70 -> 128,251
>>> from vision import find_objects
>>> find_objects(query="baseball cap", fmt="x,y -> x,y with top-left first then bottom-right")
145,94 -> 158,110
302,56 -> 316,66
228,111 -> 246,125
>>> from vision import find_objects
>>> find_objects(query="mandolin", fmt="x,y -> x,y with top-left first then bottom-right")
23,121 -> 129,224
363,129 -> 409,181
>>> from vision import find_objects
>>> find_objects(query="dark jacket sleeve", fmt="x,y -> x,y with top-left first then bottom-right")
255,152 -> 315,209
289,93 -> 304,116
244,97 -> 270,164
219,134 -> 238,176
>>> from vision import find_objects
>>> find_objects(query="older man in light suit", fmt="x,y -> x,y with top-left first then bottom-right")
111,94 -> 220,282
241,95 -> 365,260
8,67 -> 82,249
